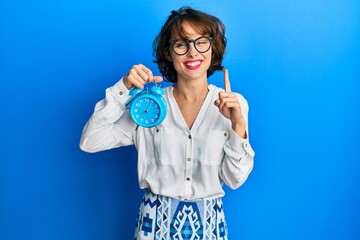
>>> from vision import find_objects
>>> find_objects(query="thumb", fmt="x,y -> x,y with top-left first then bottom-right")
154,76 -> 163,83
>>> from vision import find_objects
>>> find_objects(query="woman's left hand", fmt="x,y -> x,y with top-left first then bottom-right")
214,69 -> 247,138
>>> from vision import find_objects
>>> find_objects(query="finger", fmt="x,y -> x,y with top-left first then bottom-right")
129,69 -> 146,85
219,98 -> 238,109
141,64 -> 154,83
224,69 -> 231,92
153,76 -> 163,83
218,91 -> 235,98
217,94 -> 239,110
127,74 -> 145,89
218,93 -> 238,107
221,101 -> 240,111
134,64 -> 152,82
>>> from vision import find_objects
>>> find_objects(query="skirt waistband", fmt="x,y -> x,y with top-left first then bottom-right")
146,189 -> 222,204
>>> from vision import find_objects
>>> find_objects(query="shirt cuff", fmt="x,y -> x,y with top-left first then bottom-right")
93,78 -> 131,122
108,77 -> 131,105
228,129 -> 255,158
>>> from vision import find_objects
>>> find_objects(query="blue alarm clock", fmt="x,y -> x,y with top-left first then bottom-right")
127,85 -> 167,128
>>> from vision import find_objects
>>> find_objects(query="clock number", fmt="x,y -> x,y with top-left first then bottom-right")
129,90 -> 166,127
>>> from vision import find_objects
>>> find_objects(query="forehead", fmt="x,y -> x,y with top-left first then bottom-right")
171,20 -> 207,39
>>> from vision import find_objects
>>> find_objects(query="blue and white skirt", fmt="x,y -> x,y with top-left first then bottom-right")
134,190 -> 228,240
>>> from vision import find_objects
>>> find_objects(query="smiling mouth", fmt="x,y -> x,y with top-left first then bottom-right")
184,60 -> 202,69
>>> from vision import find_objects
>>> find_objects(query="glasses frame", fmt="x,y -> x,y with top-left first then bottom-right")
169,36 -> 213,56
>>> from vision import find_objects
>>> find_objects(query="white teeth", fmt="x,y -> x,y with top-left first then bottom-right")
185,61 -> 201,67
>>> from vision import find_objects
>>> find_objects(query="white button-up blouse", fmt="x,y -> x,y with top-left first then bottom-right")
80,79 -> 255,200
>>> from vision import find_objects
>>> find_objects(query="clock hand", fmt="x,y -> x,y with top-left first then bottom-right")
140,101 -> 153,115
145,101 -> 153,111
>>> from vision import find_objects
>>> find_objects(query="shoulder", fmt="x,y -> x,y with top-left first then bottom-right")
164,85 -> 173,92
163,85 -> 173,99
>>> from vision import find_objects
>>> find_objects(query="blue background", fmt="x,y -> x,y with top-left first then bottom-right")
1,0 -> 360,239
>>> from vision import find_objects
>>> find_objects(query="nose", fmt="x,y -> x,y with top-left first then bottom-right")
187,41 -> 198,57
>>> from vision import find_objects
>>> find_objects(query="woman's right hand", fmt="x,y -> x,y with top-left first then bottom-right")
123,64 -> 163,90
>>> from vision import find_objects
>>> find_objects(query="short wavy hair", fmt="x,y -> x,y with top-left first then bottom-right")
153,7 -> 227,83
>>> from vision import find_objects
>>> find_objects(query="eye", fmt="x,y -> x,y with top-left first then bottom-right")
196,37 -> 210,45
174,41 -> 187,48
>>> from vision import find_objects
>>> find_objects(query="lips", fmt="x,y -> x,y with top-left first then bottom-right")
184,60 -> 202,70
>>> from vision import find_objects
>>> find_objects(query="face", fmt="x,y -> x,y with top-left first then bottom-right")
168,21 -> 212,83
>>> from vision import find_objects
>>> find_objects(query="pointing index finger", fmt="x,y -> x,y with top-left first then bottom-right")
224,68 -> 231,92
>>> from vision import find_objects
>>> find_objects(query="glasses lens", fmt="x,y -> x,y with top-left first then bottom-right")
172,40 -> 188,55
194,37 -> 211,53
170,37 -> 212,55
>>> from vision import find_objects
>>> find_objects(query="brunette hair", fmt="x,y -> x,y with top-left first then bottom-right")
153,7 -> 227,83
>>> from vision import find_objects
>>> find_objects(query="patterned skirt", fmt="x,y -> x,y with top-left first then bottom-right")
134,190 -> 228,240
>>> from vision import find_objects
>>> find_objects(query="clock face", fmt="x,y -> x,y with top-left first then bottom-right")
130,96 -> 163,127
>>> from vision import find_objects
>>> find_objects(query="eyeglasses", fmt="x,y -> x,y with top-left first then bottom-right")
169,36 -> 213,56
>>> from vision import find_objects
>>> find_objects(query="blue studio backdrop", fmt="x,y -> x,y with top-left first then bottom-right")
1,0 -> 360,239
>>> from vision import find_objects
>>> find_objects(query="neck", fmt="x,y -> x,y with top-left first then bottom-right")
173,80 -> 209,102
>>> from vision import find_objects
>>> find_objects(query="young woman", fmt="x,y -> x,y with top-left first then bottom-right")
80,6 -> 255,239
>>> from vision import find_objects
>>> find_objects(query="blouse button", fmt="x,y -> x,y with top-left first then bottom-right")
186,177 -> 190,181
156,128 -> 160,133
188,135 -> 192,139
187,158 -> 191,162
224,132 -> 227,137
119,91 -> 123,95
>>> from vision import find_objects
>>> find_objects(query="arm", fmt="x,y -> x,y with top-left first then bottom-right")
214,69 -> 255,188
219,98 -> 255,189
80,64 -> 163,153
79,79 -> 136,153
